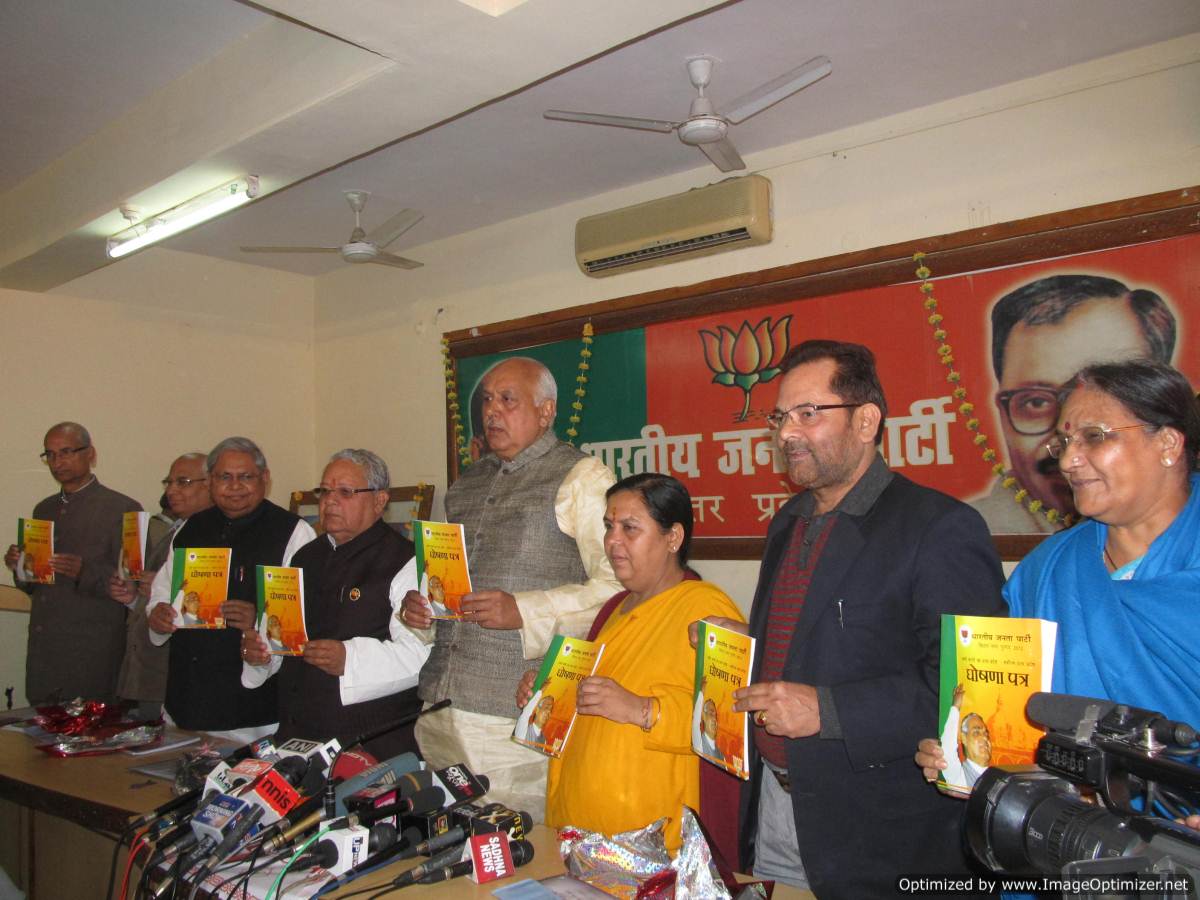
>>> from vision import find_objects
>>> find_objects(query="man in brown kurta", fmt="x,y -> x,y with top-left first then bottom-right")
5,422 -> 141,704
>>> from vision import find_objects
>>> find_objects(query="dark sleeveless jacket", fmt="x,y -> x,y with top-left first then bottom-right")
275,519 -> 420,758
164,500 -> 300,730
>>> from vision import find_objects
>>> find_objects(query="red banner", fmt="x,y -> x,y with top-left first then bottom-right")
611,233 -> 1200,537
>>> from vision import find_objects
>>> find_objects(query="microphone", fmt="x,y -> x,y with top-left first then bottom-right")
263,749 -> 420,851
1026,693 -> 1199,747
389,838 -> 474,888
128,788 -> 201,829
343,768 -> 434,816
294,822 -> 397,876
430,764 -> 489,809
349,698 -> 451,750
330,752 -> 422,815
189,804 -> 266,883
388,826 -> 466,864
333,787 -> 445,830
416,838 -> 535,886
313,826 -> 423,896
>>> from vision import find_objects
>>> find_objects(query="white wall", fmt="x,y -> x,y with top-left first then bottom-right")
0,249 -> 316,705
311,38 -> 1200,613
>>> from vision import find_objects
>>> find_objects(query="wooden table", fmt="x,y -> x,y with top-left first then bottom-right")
267,824 -> 811,899
0,727 -> 175,833
0,729 -> 812,898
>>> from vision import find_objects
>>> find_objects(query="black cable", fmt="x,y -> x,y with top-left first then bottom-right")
106,823 -> 138,900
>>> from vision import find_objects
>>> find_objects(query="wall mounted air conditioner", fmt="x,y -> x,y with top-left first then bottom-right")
575,174 -> 772,277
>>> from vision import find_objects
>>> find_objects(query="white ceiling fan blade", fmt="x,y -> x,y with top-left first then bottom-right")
721,56 -> 833,124
699,137 -> 745,172
368,251 -> 424,270
366,208 -> 423,250
544,109 -> 677,133
241,245 -> 340,253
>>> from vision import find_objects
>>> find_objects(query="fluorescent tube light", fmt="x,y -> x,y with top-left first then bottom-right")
107,176 -> 259,259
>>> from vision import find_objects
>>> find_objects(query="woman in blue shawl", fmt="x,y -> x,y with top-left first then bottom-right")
917,359 -> 1200,784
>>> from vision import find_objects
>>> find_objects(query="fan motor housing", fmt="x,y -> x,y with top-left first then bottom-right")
341,242 -> 377,263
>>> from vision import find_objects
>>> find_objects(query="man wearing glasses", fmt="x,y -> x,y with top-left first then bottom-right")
5,422 -> 141,704
108,452 -> 211,718
703,341 -> 1004,896
240,449 -> 430,759
971,274 -> 1176,533
147,437 -> 315,742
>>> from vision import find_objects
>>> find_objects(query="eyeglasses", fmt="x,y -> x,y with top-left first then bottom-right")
765,403 -> 860,430
1044,424 -> 1150,459
162,477 -> 208,488
213,472 -> 262,485
996,388 -> 1059,436
39,446 -> 90,463
313,486 -> 379,501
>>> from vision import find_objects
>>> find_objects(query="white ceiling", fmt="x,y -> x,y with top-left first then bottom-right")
2,0 -> 1198,288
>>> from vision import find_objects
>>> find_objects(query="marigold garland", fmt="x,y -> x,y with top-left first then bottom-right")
405,481 -> 429,537
565,322 -> 594,445
912,252 -> 1071,528
442,338 -> 472,470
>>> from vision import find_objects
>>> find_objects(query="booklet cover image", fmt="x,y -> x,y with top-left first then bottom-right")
170,547 -> 232,628
412,520 -> 473,619
256,565 -> 308,655
937,614 -> 1056,795
16,518 -> 54,584
692,620 -> 755,780
120,511 -> 149,581
512,634 -> 604,758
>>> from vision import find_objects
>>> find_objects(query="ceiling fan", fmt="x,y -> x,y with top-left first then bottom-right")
241,190 -> 424,269
544,55 -> 832,173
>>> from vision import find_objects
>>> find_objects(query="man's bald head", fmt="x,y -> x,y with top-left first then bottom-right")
478,357 -> 558,461
42,422 -> 95,492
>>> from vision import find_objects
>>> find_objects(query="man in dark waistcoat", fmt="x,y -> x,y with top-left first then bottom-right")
109,452 -> 212,719
401,357 -> 619,818
709,341 -> 1006,898
147,437 -> 314,741
241,449 -> 429,759
6,422 -> 141,704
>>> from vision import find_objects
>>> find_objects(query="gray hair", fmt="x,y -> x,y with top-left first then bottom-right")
174,452 -> 207,466
206,437 -> 267,474
328,448 -> 391,490
482,356 -> 557,404
46,421 -> 92,447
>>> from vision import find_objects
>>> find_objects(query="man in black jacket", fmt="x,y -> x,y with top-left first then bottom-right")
714,341 -> 1006,898
241,449 -> 429,758
147,437 -> 314,741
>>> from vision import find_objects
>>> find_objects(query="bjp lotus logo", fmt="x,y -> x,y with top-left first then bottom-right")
700,315 -> 792,421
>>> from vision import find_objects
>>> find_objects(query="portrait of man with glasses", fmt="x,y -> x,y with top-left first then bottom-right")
969,274 -> 1177,534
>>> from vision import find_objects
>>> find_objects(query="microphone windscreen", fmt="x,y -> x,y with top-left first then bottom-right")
408,787 -> 446,815
1025,692 -> 1116,732
394,768 -> 434,799
332,747 -> 379,781
369,822 -> 398,851
510,839 -> 535,866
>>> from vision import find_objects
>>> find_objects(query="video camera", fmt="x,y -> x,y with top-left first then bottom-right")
965,692 -> 1200,897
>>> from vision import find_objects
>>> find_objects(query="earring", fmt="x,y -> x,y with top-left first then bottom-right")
1163,457 -> 1175,467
